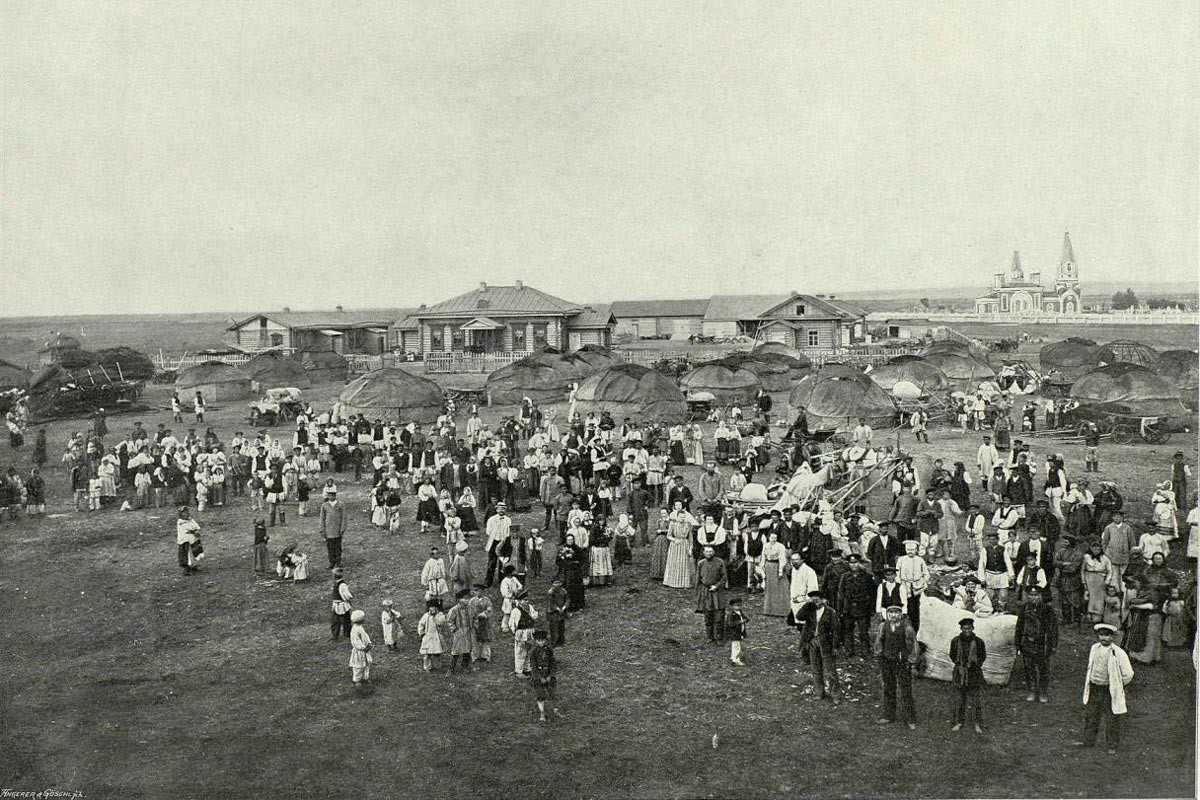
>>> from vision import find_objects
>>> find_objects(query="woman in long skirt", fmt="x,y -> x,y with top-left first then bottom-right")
761,531 -> 791,617
556,534 -> 586,611
668,426 -> 687,467
457,487 -> 479,533
662,503 -> 698,588
416,477 -> 442,532
649,509 -> 671,580
370,482 -> 389,528
590,518 -> 614,586
1082,542 -> 1114,621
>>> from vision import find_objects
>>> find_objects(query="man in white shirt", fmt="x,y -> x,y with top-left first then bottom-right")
852,418 -> 873,447
896,540 -> 929,630
1073,623 -> 1134,755
484,502 -> 512,588
976,435 -> 1000,489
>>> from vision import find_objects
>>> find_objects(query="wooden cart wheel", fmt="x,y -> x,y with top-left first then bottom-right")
1110,424 -> 1135,445
1144,425 -> 1171,445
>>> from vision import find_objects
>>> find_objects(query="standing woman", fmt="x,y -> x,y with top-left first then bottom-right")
556,533 -> 587,611
416,475 -> 442,533
1081,540 -> 1115,622
648,509 -> 671,581
1045,455 -> 1067,523
948,462 -> 972,513
590,516 -> 614,587
688,423 -> 705,466
457,486 -> 479,534
662,501 -> 698,589
761,530 -> 791,617
33,429 -> 47,469
176,506 -> 202,574
668,425 -> 687,467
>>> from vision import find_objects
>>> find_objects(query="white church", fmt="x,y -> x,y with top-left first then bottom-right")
974,232 -> 1082,316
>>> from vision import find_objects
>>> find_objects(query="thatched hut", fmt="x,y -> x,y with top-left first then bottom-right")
679,363 -> 761,404
175,361 -> 253,401
573,363 -> 687,422
338,368 -> 444,423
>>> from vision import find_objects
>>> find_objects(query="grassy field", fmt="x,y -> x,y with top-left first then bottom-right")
0,382 -> 1196,799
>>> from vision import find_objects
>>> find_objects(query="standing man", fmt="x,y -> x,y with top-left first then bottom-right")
697,463 -> 724,521
874,604 -> 919,729
1014,585 -> 1058,703
667,475 -> 693,513
330,568 -> 353,641
1082,423 -> 1100,472
509,589 -> 539,676
1074,623 -> 1135,755
977,532 -> 1015,612
976,435 -> 1000,490
797,589 -> 841,702
838,554 -> 876,658
786,551 -> 820,630
695,545 -> 728,643
484,502 -> 512,587
896,540 -> 929,631
319,488 -> 348,570
852,417 -> 873,448
948,617 -> 987,733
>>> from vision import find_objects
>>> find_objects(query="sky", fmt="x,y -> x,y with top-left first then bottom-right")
1,1 -> 1197,316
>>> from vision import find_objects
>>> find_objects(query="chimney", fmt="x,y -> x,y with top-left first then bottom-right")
478,282 -> 487,292
419,303 -> 426,309
283,306 -> 291,312
336,305 -> 344,312
515,280 -> 524,290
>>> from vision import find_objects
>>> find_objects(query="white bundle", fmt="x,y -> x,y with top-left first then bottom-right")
915,595 -> 1017,686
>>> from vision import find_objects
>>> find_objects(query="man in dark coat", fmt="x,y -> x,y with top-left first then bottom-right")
695,546 -> 728,643
874,603 -> 920,728
667,475 -> 693,512
1014,585 -> 1059,703
949,617 -> 987,733
889,486 -> 918,542
796,589 -> 841,701
821,550 -> 851,616
837,554 -> 877,657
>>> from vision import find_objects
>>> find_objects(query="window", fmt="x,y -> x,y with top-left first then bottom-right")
477,299 -> 490,309
807,329 -> 820,347
795,304 -> 806,315
1000,293 -> 1009,311
259,318 -> 267,328
451,329 -> 465,351
512,326 -> 526,351
532,323 -> 548,348
430,327 -> 444,351
269,333 -> 283,347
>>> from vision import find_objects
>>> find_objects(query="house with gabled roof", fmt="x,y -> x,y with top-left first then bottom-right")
226,307 -> 413,355
701,293 -> 866,349
390,281 -> 615,355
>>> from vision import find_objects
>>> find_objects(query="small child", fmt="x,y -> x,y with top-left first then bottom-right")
444,507 -> 462,546
529,628 -> 559,723
88,474 -> 103,512
1162,587 -> 1190,648
417,600 -> 447,672
297,476 -> 311,517
252,518 -> 269,573
1101,584 -> 1124,629
547,578 -> 570,646
469,584 -> 494,663
348,609 -> 373,695
725,597 -> 748,666
528,528 -> 545,579
195,477 -> 209,512
381,599 -> 404,651
249,474 -> 265,511
613,514 -> 636,567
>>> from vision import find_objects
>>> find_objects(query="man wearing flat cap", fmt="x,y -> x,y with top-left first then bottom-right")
949,617 -> 986,733
319,487 -> 348,570
1014,584 -> 1058,703
796,589 -> 841,701
837,553 -> 877,658
874,604 -> 919,728
1074,623 -> 1134,754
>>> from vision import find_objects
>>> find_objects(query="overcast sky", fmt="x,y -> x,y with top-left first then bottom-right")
2,2 -> 1196,316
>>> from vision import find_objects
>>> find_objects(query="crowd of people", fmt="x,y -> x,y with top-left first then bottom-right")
1,385 -> 1196,746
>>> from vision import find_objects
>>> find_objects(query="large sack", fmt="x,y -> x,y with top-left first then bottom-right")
916,596 -> 1017,686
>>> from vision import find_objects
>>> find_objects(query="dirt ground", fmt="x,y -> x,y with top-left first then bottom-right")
0,381 -> 1195,799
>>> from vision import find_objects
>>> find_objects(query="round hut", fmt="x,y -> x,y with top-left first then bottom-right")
1038,338 -> 1116,384
751,341 -> 810,362
1104,339 -> 1158,369
570,344 -> 624,375
788,368 -> 896,433
920,351 -> 995,391
1070,363 -> 1190,424
175,361 -> 253,401
573,363 -> 687,423
719,351 -> 811,391
1153,350 -> 1199,410
241,352 -> 311,391
868,358 -> 950,397
297,350 -> 350,383
338,368 -> 444,423
486,354 -> 578,405
679,363 -> 761,404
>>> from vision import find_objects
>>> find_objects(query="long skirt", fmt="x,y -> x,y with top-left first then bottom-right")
1083,572 -> 1108,618
371,505 -> 388,527
417,497 -> 442,525
663,539 -> 695,588
591,545 -> 613,579
458,505 -> 479,532
763,568 -> 790,617
1130,613 -> 1164,664
649,534 -> 670,579
669,440 -> 686,466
